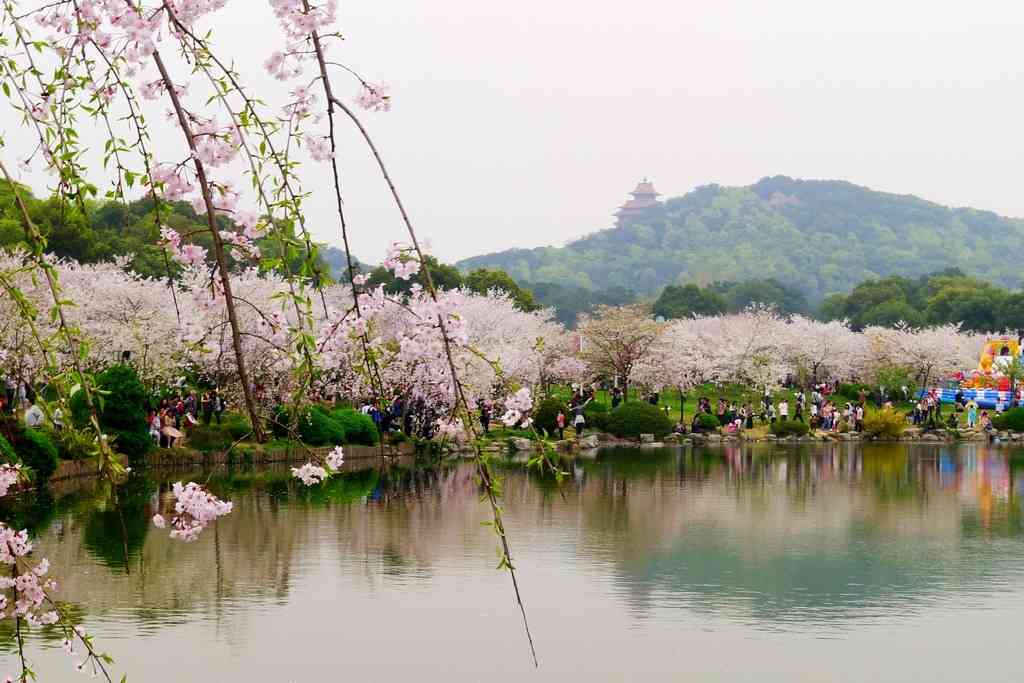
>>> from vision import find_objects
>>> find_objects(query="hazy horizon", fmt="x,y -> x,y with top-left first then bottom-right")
7,0 -> 1024,264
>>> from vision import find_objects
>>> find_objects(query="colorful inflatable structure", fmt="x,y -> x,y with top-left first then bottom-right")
929,336 -> 1022,409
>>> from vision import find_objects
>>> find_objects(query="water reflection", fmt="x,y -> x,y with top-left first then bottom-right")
3,444 -> 1024,681
574,445 -> 1024,628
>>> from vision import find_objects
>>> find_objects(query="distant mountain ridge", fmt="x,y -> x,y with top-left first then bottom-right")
456,176 -> 1024,301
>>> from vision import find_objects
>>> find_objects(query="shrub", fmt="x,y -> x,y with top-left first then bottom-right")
71,364 -> 152,461
186,424 -> 234,452
992,408 -> 1024,432
584,403 -> 610,432
299,406 -> 346,446
501,428 -> 537,441
221,412 -> 253,441
692,412 -> 721,433
605,402 -> 673,439
46,427 -> 94,461
15,429 -> 59,483
532,398 -> 568,436
0,434 -> 17,464
270,405 -> 292,438
770,420 -> 810,437
838,383 -> 870,401
863,408 -> 906,439
330,408 -> 379,445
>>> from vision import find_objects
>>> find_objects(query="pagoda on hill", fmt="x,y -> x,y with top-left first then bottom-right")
614,178 -> 661,227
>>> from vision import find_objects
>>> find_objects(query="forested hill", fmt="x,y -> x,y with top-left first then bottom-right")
456,176 -> 1024,301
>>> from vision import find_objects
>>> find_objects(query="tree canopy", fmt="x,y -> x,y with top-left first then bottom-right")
821,269 -> 1024,333
652,279 -> 809,320
0,182 -> 337,283
367,256 -> 540,312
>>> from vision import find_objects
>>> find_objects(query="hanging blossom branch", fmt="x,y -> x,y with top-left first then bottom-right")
268,0 -> 541,665
0,462 -> 118,683
83,36 -> 183,323
149,46 -> 267,440
159,11 -> 325,427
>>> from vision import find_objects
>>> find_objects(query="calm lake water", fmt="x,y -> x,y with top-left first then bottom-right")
4,443 -> 1024,682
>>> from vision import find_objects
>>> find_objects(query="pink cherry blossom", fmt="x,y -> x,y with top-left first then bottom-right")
326,446 -> 344,470
292,463 -> 328,486
153,482 -> 233,542
354,82 -> 391,112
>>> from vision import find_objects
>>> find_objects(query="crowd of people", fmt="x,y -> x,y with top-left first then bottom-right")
683,381 -> 872,434
8,365 -> 1024,452
146,391 -> 226,448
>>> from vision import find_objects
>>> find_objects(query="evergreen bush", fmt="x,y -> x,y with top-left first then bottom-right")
838,383 -> 870,401
15,429 -> 59,483
0,434 -> 17,464
769,420 -> 810,437
221,412 -> 253,441
584,402 -> 610,432
606,402 -> 673,439
71,364 -> 152,461
532,397 -> 568,436
47,427 -> 94,461
330,408 -> 379,445
693,412 -> 721,433
992,408 -> 1024,432
299,406 -> 346,446
187,424 -> 234,452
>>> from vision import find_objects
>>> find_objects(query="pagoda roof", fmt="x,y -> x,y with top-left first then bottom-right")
631,179 -> 660,197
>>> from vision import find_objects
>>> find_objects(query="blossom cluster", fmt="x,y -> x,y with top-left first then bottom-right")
0,528 -> 58,627
152,482 -> 234,542
160,227 -> 208,268
0,465 -> 21,498
500,388 -> 534,427
291,446 -> 344,486
354,83 -> 391,112
382,243 -> 421,280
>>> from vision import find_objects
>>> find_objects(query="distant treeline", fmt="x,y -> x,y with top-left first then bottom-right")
651,268 -> 1024,333
10,180 -> 1023,332
819,268 -> 1024,332
0,181 -> 355,282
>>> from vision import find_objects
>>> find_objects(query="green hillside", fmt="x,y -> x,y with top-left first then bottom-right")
456,176 -> 1024,301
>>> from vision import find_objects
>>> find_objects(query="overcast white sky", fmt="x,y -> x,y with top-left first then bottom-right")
9,1 -> 1024,263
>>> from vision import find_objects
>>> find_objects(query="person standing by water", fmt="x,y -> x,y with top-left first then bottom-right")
201,392 -> 212,425
966,399 -> 978,428
212,391 -> 225,425
477,398 -> 491,435
148,410 -> 161,445
611,387 -> 623,409
556,410 -> 566,440
573,411 -> 586,437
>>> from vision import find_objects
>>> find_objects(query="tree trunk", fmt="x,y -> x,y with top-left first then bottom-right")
153,50 -> 266,441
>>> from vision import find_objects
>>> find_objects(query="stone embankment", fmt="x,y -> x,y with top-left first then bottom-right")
478,426 -> 1014,454
48,442 -> 415,483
